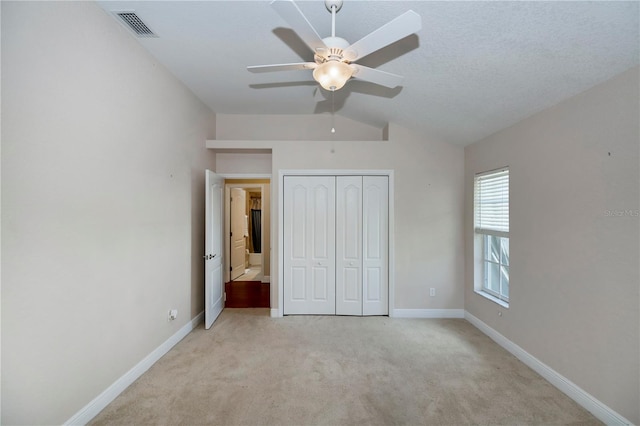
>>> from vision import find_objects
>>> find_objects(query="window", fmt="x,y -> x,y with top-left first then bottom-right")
474,168 -> 509,304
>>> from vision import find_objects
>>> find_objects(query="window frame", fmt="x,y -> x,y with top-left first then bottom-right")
473,167 -> 510,307
481,234 -> 509,303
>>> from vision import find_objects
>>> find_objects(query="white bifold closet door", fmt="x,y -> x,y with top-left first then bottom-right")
284,175 -> 388,316
361,176 -> 389,315
283,176 -> 336,314
335,176 -> 362,315
336,176 -> 388,315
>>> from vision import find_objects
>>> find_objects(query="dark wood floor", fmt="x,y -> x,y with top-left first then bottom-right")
225,281 -> 270,308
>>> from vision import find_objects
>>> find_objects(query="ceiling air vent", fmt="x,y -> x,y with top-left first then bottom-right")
115,12 -> 157,38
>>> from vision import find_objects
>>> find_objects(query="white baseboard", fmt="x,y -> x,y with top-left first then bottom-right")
261,275 -> 271,283
271,308 -> 462,319
464,311 -> 631,426
392,308 -> 465,318
65,311 -> 204,425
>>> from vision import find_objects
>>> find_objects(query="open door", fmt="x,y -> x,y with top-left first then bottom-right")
205,170 -> 224,329
230,188 -> 247,280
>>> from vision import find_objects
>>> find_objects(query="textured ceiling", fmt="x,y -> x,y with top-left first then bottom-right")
97,1 -> 639,145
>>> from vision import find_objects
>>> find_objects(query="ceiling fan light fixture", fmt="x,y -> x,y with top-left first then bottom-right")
313,60 -> 352,91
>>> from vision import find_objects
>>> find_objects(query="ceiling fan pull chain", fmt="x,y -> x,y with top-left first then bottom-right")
331,91 -> 336,134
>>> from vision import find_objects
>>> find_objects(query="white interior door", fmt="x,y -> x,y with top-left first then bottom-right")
336,176 -> 363,316
363,176 -> 389,316
284,176 -> 336,314
230,188 -> 246,280
205,170 -> 224,329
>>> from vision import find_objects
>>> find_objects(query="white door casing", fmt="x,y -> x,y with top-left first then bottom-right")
230,188 -> 246,280
336,176 -> 363,315
363,176 -> 389,315
283,176 -> 336,315
205,170 -> 224,329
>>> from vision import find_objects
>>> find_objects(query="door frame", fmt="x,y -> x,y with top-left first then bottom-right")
277,169 -> 395,318
222,174 -> 271,284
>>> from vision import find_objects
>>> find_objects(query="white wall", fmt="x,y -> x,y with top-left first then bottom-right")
216,114 -> 384,141
1,2 -> 216,424
216,153 -> 272,175
464,67 -> 639,424
212,121 -> 465,313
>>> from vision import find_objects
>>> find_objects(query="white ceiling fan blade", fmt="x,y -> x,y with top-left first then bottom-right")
345,10 -> 421,62
350,64 -> 404,88
247,62 -> 317,73
271,0 -> 327,54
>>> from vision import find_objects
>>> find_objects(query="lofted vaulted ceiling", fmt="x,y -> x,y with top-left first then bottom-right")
97,1 -> 639,146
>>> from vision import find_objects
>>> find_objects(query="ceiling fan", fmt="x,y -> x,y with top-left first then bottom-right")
248,0 -> 422,92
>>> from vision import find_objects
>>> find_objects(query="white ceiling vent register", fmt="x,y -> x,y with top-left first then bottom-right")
115,12 -> 157,37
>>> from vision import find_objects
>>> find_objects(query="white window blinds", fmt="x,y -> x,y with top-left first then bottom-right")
475,168 -> 509,237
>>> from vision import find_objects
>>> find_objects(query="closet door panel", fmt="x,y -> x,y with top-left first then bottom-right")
363,176 -> 389,316
291,267 -> 306,300
342,268 -> 360,301
284,176 -> 335,314
365,268 -> 381,303
336,176 -> 363,316
313,268 -> 328,300
291,184 -> 307,259
285,181 -> 309,311
310,181 -> 335,306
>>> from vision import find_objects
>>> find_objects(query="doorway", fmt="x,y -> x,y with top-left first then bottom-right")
224,179 -> 271,308
230,187 -> 262,282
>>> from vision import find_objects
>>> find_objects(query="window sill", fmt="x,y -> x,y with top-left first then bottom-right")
475,290 -> 509,309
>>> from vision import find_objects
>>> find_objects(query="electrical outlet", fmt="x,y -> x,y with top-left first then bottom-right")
429,288 -> 436,297
168,309 -> 178,321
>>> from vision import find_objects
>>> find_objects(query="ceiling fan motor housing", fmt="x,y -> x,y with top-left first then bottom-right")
315,36 -> 356,64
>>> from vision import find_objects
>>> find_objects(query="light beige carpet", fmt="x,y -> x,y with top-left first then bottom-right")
90,309 -> 600,425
